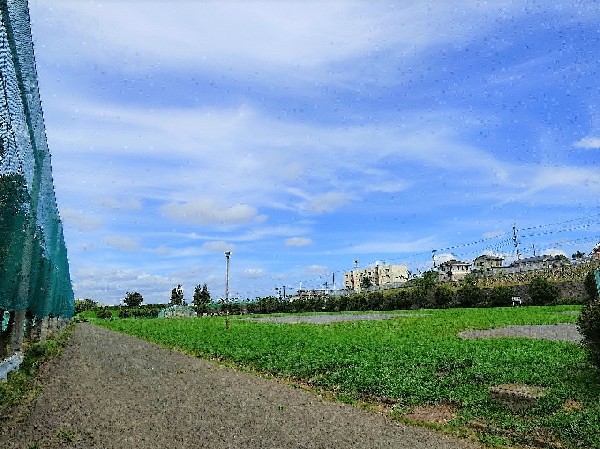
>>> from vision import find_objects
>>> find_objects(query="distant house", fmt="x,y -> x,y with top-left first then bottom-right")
504,254 -> 570,273
590,243 -> 600,260
473,254 -> 504,271
437,259 -> 471,282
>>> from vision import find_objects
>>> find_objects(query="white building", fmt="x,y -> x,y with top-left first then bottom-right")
437,259 -> 471,282
344,263 -> 409,292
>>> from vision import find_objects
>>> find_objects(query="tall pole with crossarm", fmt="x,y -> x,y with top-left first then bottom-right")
224,251 -> 231,329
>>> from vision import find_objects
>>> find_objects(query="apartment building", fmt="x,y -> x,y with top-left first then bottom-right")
344,264 -> 409,292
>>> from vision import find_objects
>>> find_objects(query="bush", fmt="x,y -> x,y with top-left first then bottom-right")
584,270 -> 599,302
488,285 -> 515,308
528,277 -> 559,305
96,309 -> 113,319
578,299 -> 600,368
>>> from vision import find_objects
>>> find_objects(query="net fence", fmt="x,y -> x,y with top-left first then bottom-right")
0,0 -> 73,319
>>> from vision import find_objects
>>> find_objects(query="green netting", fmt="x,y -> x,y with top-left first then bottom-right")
0,0 -> 73,318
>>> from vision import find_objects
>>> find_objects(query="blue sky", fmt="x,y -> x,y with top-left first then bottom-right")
28,1 -> 600,304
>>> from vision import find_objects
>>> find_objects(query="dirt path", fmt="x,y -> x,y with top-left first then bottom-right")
1,323 -> 482,449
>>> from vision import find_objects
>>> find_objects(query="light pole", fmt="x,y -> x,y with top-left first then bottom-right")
224,251 -> 231,329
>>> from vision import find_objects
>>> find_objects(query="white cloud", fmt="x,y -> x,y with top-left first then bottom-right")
305,265 -> 329,276
542,248 -> 567,257
201,241 -> 235,253
285,237 -> 313,247
482,231 -> 505,239
434,253 -> 457,264
60,207 -> 102,231
574,136 -> 600,149
103,235 -> 140,252
93,197 -> 142,211
241,268 -> 265,279
302,191 -> 354,214
161,199 -> 261,226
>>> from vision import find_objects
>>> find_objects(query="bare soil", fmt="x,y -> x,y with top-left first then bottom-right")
1,323 -> 482,449
458,323 -> 582,343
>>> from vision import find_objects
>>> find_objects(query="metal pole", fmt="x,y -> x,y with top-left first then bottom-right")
225,251 -> 231,329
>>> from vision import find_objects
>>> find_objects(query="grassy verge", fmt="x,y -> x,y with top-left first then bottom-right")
0,324 -> 73,424
97,306 -> 598,448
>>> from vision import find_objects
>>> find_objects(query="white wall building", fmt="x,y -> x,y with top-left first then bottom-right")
344,264 -> 409,292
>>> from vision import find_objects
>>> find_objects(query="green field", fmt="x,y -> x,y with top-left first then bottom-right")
97,306 -> 599,448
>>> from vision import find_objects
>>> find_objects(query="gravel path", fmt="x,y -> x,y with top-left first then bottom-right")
1,323 -> 481,449
459,323 -> 582,343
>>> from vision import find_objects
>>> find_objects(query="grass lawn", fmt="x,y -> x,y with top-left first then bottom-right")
97,306 -> 599,448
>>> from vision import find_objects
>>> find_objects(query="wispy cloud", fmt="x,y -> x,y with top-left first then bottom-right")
285,237 -> 313,247
103,235 -> 141,252
574,137 -> 600,149
161,198 -> 263,227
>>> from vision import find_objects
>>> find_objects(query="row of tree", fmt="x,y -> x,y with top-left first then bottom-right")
117,283 -> 213,314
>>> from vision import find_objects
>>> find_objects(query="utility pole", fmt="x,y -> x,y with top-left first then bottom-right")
512,224 -> 521,260
224,251 -> 231,329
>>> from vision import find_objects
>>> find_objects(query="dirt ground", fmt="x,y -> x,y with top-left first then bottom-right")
1,323 -> 483,449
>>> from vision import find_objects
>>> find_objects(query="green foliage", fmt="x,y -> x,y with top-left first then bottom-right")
74,298 -> 98,314
192,283 -> 211,314
99,306 -> 597,448
96,309 -> 113,319
488,285 -> 515,308
528,277 -> 559,306
123,291 -> 143,307
170,284 -> 184,305
360,276 -> 372,290
432,284 -> 454,308
584,271 -> 598,302
456,275 -> 483,308
578,299 -> 600,369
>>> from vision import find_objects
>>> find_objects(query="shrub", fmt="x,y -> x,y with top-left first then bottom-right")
432,285 -> 454,309
96,309 -> 113,319
528,277 -> 559,305
578,299 -> 600,368
584,270 -> 599,302
488,285 -> 515,308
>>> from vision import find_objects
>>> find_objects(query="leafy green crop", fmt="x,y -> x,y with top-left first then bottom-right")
99,306 -> 600,448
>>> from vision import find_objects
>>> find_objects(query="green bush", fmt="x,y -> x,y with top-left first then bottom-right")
528,277 -> 559,305
585,270 -> 599,302
578,299 -> 600,368
488,285 -> 515,307
96,309 -> 113,319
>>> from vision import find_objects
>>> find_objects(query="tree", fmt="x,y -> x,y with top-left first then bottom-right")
170,284 -> 184,305
360,276 -> 373,290
192,283 -> 211,314
528,276 -> 559,305
572,250 -> 586,260
74,298 -> 98,314
584,270 -> 598,302
457,275 -> 483,308
123,291 -> 143,307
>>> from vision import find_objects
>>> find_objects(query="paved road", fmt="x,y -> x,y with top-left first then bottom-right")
2,323 -> 482,448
